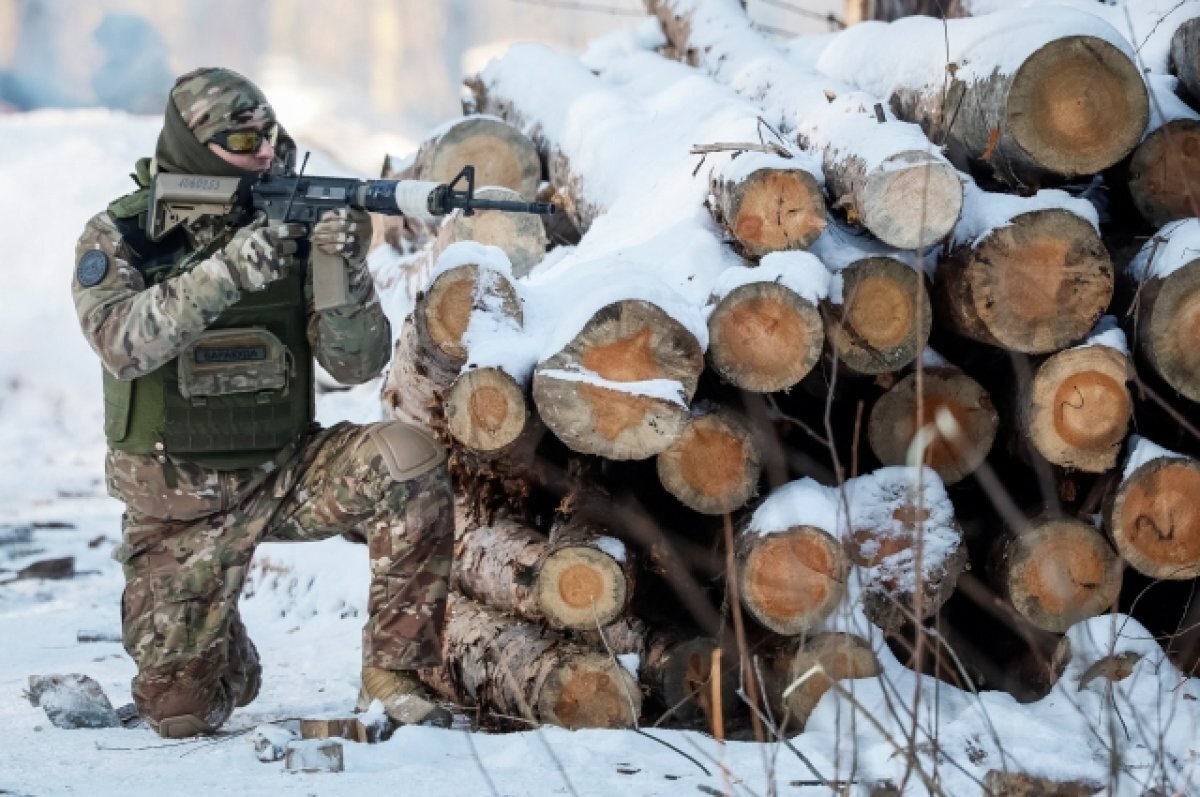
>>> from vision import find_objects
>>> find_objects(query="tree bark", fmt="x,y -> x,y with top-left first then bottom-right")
423,593 -> 642,729
936,208 -> 1113,354
1105,439 -> 1200,580
996,516 -> 1123,634
656,404 -> 762,515
867,366 -> 999,486
647,0 -> 963,249
1017,343 -> 1132,472
707,281 -> 825,392
982,771 -> 1102,797
815,8 -> 1149,186
451,506 -> 547,622
532,299 -> 705,460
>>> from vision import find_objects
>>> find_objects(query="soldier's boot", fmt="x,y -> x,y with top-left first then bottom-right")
158,714 -> 217,739
356,666 -> 452,728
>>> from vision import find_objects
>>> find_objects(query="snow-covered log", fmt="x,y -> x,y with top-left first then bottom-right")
705,256 -> 828,392
936,183 -> 1112,353
763,632 -> 879,732
1017,318 -> 1132,473
809,222 -> 931,375
1128,75 -> 1200,227
425,593 -> 641,729
812,7 -> 1149,186
844,468 -> 967,631
645,0 -> 963,249
867,362 -> 999,486
655,403 -> 761,515
404,115 -> 542,199
1171,16 -> 1200,104
1128,219 -> 1200,402
738,479 -> 849,635
581,47 -> 827,258
996,516 -> 1123,634
531,299 -> 705,460
1105,436 -> 1200,580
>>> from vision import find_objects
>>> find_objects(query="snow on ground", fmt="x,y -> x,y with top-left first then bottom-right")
4,109 -> 1200,796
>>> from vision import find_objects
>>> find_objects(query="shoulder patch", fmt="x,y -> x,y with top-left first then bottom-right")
76,250 -> 110,287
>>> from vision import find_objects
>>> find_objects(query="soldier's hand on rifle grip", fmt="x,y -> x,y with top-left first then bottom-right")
218,218 -> 306,292
311,208 -> 373,268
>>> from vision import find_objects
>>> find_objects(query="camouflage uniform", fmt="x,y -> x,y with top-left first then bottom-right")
72,68 -> 453,735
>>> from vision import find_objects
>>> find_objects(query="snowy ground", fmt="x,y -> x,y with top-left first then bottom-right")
3,110 -> 1200,797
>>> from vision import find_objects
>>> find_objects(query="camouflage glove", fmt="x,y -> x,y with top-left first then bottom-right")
311,208 -> 373,269
218,220 -> 305,292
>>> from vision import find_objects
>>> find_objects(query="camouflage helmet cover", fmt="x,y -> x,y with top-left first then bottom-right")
170,67 -> 275,145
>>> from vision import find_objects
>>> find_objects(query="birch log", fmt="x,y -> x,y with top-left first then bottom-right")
1128,219 -> 1200,402
1105,437 -> 1200,580
451,507 -> 546,622
646,0 -> 963,249
867,364 -> 999,486
1016,321 -> 1132,473
936,184 -> 1112,354
536,517 -> 635,631
445,366 -> 531,455
814,7 -> 1148,186
425,593 -> 641,729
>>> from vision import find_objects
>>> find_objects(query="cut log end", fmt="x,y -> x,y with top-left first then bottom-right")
824,257 -> 931,375
1008,36 -> 1148,177
536,546 -> 628,629
419,265 -> 522,362
534,301 -> 704,459
739,526 -> 847,635
707,282 -> 824,392
421,116 -> 543,198
1004,518 -> 1122,633
644,636 -> 735,724
1142,261 -> 1200,403
445,367 -> 528,453
867,369 -> 999,485
722,168 -> 827,257
1171,18 -> 1200,106
1027,345 -> 1131,472
656,408 -> 761,514
1109,457 -> 1200,580
955,209 -> 1113,353
860,153 -> 962,249
782,632 -> 880,730
538,652 -> 641,729
440,187 -> 550,278
1128,119 -> 1200,227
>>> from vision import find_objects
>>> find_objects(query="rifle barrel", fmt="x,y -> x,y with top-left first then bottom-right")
466,199 -> 558,215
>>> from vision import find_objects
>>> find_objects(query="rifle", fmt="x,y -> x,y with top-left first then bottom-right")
148,165 -> 557,310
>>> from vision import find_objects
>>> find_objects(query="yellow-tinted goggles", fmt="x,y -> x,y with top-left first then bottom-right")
209,124 -> 279,154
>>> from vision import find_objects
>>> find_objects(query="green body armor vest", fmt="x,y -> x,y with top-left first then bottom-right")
101,166 -> 314,471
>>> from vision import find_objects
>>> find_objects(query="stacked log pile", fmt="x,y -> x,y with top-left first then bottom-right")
370,0 -> 1200,734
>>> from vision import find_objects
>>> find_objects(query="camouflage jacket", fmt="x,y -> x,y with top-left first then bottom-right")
73,204 -> 393,521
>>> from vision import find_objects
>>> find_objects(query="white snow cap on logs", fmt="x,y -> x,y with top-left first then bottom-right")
961,0 -> 1200,75
815,6 -> 1140,98
952,179 -> 1100,249
1123,435 -> 1191,479
746,477 -> 841,538
1146,73 -> 1200,132
1129,218 -> 1200,281
1073,315 -> 1129,357
708,252 -> 831,308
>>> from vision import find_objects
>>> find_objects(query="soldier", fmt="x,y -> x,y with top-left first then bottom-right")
72,67 -> 454,738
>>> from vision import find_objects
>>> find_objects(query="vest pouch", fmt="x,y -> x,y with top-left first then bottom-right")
178,328 -> 290,400
103,373 -> 133,442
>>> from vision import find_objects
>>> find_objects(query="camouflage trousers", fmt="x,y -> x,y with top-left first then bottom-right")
110,421 -> 453,730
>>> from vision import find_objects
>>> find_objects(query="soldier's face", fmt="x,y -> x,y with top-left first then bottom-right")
207,125 -> 275,175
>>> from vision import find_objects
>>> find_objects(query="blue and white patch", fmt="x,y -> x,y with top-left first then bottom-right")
76,250 -> 109,287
